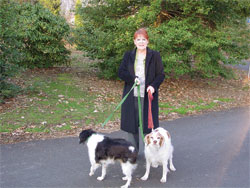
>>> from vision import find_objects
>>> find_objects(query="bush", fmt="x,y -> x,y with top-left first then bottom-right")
0,0 -> 23,102
0,0 -> 23,65
17,2 -> 71,68
39,0 -> 61,15
0,81 -> 22,103
0,0 -> 71,101
74,0 -> 250,79
1,0 -> 71,68
0,61 -> 23,103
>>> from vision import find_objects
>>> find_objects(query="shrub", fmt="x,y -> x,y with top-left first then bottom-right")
39,0 -> 61,15
0,0 -> 23,102
74,0 -> 250,79
0,0 -> 23,65
0,0 -> 71,101
17,2 -> 71,68
1,0 -> 71,69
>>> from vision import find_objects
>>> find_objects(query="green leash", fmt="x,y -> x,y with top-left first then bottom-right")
101,82 -> 137,127
101,82 -> 144,140
137,85 -> 144,140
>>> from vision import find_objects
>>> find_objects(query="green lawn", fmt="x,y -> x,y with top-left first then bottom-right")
159,98 -> 234,116
0,52 -> 236,134
0,69 -> 121,133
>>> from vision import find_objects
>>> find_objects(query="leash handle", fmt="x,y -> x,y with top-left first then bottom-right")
148,90 -> 154,129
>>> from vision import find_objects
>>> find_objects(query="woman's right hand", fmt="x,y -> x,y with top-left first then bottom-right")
135,77 -> 140,85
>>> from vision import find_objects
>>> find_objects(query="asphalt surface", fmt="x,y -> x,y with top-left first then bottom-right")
1,107 -> 249,188
228,60 -> 250,71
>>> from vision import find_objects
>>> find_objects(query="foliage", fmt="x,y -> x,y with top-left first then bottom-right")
0,0 -> 70,101
1,0 -> 70,69
17,2 -> 71,68
0,71 -> 121,134
74,0 -> 250,79
75,0 -> 84,26
0,0 -> 23,68
38,0 -> 61,15
0,0 -> 23,102
0,80 -> 22,103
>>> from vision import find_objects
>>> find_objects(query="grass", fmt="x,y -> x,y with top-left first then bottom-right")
25,126 -> 50,133
1,68 -> 235,133
159,97 -> 234,116
216,98 -> 234,102
0,56 -> 120,134
0,51 -> 238,135
0,124 -> 22,133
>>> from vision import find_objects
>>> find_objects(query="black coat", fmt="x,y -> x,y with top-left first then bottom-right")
118,48 -> 165,134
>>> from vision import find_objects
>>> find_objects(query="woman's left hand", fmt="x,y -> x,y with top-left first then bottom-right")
147,86 -> 155,94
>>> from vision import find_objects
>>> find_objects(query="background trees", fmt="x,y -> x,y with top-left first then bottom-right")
0,0 -> 23,101
1,0 -> 249,102
17,2 -> 70,68
39,0 -> 61,15
0,0 -> 70,102
74,0 -> 250,79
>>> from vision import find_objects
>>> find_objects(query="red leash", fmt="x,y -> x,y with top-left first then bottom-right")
148,90 -> 154,129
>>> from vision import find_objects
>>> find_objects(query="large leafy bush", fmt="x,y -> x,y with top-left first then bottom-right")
0,0 -> 23,102
0,0 -> 70,102
17,2 -> 71,68
74,0 -> 250,79
1,0 -> 71,69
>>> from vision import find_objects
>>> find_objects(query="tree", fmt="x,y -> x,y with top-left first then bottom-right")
0,0 -> 71,102
0,0 -> 23,102
74,0 -> 250,79
17,2 -> 71,68
39,0 -> 61,15
1,0 -> 70,69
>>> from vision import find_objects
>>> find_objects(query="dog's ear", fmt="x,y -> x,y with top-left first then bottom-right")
144,134 -> 151,146
166,130 -> 171,139
79,131 -> 86,144
79,129 -> 95,144
79,138 -> 84,144
158,133 -> 164,147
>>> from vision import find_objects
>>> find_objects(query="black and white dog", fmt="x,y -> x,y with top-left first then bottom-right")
79,129 -> 138,188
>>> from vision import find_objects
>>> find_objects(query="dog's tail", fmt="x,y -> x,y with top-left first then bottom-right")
127,146 -> 138,164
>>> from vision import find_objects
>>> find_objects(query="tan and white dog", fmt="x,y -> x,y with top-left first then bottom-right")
141,127 -> 176,183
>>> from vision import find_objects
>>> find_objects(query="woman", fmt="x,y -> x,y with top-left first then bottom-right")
118,28 -> 165,152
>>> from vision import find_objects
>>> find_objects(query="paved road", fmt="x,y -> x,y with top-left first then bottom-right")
1,107 -> 249,188
228,60 -> 250,71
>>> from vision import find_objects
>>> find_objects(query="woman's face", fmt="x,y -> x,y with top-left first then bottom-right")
134,35 -> 148,50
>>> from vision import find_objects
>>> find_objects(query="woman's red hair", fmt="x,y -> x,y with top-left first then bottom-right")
134,28 -> 149,40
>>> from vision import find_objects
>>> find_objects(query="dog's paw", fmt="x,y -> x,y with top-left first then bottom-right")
170,165 -> 176,171
141,175 -> 148,181
122,176 -> 128,180
89,172 -> 94,176
97,176 -> 104,181
160,177 -> 167,183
